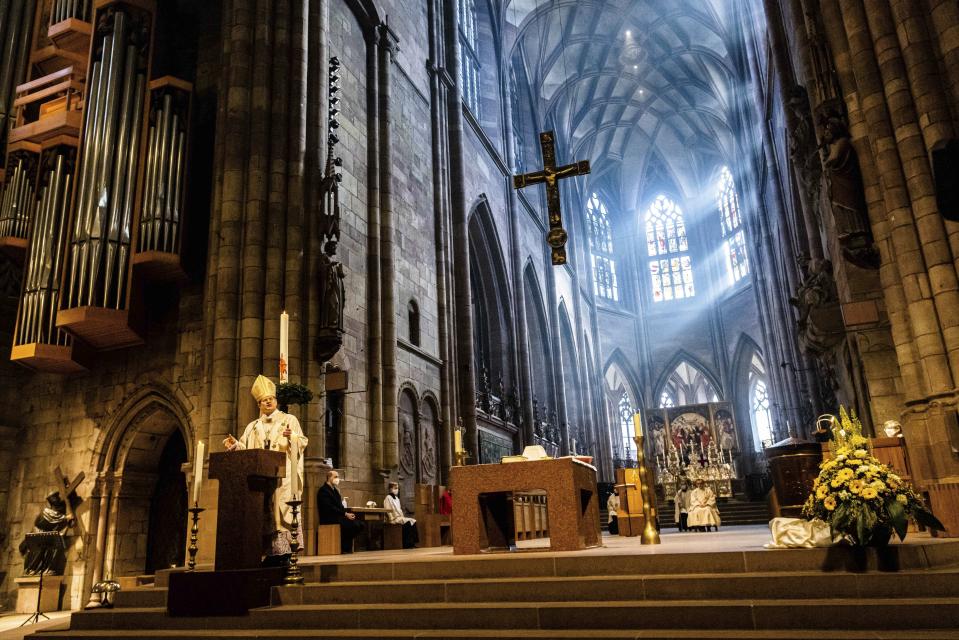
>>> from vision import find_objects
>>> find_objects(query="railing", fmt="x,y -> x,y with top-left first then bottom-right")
513,492 -> 549,541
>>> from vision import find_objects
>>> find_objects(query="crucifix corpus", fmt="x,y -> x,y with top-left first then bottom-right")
512,130 -> 590,265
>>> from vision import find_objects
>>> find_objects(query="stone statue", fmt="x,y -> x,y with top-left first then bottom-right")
817,103 -> 879,269
18,491 -> 72,576
315,240 -> 345,362
786,86 -> 822,211
790,255 -> 844,354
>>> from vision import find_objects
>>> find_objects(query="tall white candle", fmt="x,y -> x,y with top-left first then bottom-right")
454,429 -> 462,453
290,437 -> 299,498
571,438 -> 577,455
632,413 -> 643,438
192,440 -> 205,505
279,310 -> 289,383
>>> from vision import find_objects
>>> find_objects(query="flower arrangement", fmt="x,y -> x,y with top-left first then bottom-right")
276,382 -> 314,410
802,407 -> 943,546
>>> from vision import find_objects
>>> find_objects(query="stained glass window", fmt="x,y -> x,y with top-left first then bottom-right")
587,193 -> 618,301
644,195 -> 694,302
458,0 -> 480,116
659,390 -> 675,408
751,378 -> 772,450
718,166 -> 749,284
618,391 -> 637,461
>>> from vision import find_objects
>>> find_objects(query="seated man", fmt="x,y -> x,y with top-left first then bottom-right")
317,470 -> 362,553
384,482 -> 419,548
687,479 -> 721,532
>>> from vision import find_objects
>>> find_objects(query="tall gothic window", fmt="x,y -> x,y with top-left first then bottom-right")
718,166 -> 749,284
458,0 -> 480,116
749,354 -> 772,450
645,195 -> 694,302
618,391 -> 637,461
586,193 -> 618,301
659,390 -> 675,408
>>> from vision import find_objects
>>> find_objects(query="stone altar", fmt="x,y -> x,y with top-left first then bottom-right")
449,458 -> 600,554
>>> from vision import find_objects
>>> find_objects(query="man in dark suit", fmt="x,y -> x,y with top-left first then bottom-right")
317,470 -> 362,553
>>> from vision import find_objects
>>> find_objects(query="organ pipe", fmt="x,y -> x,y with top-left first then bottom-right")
49,0 -> 92,25
0,143 -> 39,239
16,140 -> 76,347
64,4 -> 150,311
138,78 -> 191,255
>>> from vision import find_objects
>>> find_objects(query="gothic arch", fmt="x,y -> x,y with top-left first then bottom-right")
653,350 -> 723,407
397,387 -> 420,512
523,262 -> 556,413
87,384 -> 194,589
603,348 -> 644,407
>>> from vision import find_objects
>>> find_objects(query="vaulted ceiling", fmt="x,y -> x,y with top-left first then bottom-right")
505,0 -> 744,214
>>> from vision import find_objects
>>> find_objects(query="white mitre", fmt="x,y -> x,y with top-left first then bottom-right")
251,374 -> 276,402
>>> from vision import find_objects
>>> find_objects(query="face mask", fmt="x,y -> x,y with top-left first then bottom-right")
332,478 -> 340,486
390,489 -> 398,496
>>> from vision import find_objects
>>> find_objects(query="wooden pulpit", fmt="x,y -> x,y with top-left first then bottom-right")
614,467 -> 644,537
208,449 -> 286,571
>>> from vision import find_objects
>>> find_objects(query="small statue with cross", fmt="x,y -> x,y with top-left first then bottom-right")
17,467 -> 84,575
512,130 -> 590,265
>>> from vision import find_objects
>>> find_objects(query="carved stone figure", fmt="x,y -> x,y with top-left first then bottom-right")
18,491 -> 72,575
316,240 -> 345,362
786,86 -> 822,212
817,103 -> 879,269
790,255 -> 844,354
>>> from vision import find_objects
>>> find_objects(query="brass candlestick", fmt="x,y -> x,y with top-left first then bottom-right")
454,448 -> 469,467
187,506 -> 205,570
633,435 -> 661,545
284,499 -> 304,585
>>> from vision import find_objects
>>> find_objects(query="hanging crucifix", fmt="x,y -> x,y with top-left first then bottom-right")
512,130 -> 590,265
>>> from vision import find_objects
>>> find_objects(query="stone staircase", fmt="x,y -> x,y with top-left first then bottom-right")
31,540 -> 959,640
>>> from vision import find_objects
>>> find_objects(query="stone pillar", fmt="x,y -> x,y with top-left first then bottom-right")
377,23 -> 399,473
445,0 -> 479,456
426,0 -> 456,479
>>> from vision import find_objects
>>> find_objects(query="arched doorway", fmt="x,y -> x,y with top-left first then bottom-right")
92,394 -> 192,586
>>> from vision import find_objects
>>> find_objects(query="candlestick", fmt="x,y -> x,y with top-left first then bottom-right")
454,429 -> 462,453
290,437 -> 300,498
632,435 -> 660,545
192,440 -> 205,505
187,507 -> 205,571
279,310 -> 289,383
284,499 -> 304,585
632,413 -> 643,438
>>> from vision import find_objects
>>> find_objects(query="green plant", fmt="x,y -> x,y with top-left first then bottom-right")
802,407 -> 943,545
276,382 -> 314,407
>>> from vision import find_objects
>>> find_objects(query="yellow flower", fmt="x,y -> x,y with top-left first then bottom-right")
848,479 -> 864,494
853,449 -> 868,458
816,485 -> 829,500
830,477 -> 844,488
813,477 -> 821,488
896,494 -> 908,505
837,468 -> 854,481
824,495 -> 837,511
821,460 -> 837,472
872,481 -> 886,492
861,487 -> 878,500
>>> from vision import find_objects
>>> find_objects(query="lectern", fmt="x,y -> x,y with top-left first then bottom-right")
208,449 -> 286,571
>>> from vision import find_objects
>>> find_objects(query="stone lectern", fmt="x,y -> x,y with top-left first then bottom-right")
208,449 -> 286,571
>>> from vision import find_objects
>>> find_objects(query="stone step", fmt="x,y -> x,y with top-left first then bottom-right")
274,570 -> 959,605
296,544 -> 959,583
116,568 -> 959,610
31,629 -> 959,640
65,598 -> 959,632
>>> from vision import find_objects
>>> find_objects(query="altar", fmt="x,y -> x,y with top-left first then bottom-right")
449,457 -> 601,554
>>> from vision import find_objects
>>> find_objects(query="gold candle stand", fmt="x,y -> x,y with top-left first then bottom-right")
187,506 -> 204,570
633,435 -> 661,545
284,499 -> 304,585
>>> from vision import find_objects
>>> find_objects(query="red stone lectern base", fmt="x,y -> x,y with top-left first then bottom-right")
449,458 -> 601,554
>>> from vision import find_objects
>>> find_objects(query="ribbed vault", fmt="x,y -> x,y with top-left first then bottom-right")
505,0 -> 740,210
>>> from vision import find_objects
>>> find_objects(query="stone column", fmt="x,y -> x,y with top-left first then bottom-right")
377,23 -> 399,472
426,0 -> 455,478
925,0 -> 959,121
0,0 -> 35,161
835,0 -> 954,397
445,0 -> 479,456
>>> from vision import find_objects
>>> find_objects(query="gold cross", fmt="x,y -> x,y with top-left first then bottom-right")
512,130 -> 590,265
